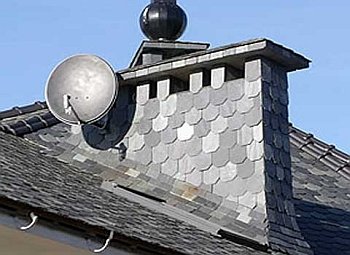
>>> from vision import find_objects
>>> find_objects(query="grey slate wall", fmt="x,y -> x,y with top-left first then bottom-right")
56,53 -> 312,253
126,58 -> 309,253
252,58 -> 312,253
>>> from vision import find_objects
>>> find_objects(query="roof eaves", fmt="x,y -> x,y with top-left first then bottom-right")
0,132 -> 271,255
0,196 -> 185,255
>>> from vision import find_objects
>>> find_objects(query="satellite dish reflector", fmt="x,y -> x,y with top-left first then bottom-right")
45,55 -> 118,125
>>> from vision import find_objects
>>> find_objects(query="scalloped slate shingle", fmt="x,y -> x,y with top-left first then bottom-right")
0,37 -> 349,254
1,105 -> 349,254
0,132 -> 269,255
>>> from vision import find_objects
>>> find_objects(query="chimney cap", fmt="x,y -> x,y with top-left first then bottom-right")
140,0 -> 187,41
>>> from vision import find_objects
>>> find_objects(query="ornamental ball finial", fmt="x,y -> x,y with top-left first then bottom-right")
140,0 -> 187,41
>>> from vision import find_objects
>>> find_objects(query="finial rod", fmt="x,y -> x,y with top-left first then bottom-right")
152,0 -> 176,3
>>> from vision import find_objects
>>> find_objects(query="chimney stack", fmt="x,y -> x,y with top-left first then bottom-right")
60,2 -> 313,254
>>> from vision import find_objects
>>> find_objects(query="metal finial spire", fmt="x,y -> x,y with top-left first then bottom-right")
152,0 -> 176,3
140,0 -> 187,41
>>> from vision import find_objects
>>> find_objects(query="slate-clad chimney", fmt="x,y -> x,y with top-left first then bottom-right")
74,39 -> 311,254
58,2 -> 313,254
113,42 -> 312,254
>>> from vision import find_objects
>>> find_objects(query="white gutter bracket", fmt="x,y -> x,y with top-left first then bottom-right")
93,230 -> 114,253
19,212 -> 38,231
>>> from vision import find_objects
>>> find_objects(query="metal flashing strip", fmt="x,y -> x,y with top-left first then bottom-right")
116,184 -> 167,203
218,228 -> 270,253
101,181 -> 269,246
101,181 -> 222,236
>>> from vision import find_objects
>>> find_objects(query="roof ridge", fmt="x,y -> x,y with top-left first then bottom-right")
0,111 -> 59,136
0,101 -> 47,121
289,124 -> 350,180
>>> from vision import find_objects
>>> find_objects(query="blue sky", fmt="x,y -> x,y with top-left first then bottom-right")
0,0 -> 349,153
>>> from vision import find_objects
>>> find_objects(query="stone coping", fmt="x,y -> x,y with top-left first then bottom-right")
119,38 -> 311,86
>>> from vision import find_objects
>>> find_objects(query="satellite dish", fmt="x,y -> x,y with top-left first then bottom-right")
45,55 -> 119,125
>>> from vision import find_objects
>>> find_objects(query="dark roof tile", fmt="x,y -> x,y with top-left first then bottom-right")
0,132 -> 269,255
290,125 -> 350,181
1,105 -> 350,254
0,101 -> 46,120
0,108 -> 60,136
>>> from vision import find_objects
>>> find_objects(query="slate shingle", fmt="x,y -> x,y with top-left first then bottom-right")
0,99 -> 349,255
0,132 -> 269,255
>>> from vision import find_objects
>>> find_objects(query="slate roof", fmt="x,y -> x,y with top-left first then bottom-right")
0,129 -> 270,255
289,126 -> 350,255
0,101 -> 59,136
0,103 -> 349,255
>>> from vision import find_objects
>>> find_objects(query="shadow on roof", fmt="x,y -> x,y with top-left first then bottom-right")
295,199 -> 350,255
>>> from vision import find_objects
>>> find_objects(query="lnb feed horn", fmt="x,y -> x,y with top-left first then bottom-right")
45,55 -> 119,126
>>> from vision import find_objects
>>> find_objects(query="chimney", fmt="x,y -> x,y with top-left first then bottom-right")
114,39 -> 311,254
56,2 -> 313,254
